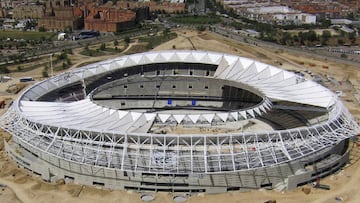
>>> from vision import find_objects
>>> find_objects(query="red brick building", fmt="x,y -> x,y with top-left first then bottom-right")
116,1 -> 185,14
84,5 -> 136,32
12,5 -> 45,19
38,0 -> 83,31
38,7 -> 83,31
37,0 -> 183,32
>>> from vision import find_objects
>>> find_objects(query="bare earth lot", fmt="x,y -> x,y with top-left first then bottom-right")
1,29 -> 360,203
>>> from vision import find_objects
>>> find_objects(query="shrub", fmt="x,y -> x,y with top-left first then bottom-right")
124,36 -> 131,44
42,69 -> 48,77
99,43 -> 106,51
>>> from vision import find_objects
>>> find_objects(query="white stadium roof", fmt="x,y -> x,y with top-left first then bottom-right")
18,50 -> 335,133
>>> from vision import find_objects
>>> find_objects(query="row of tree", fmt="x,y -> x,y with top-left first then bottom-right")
265,29 -> 357,46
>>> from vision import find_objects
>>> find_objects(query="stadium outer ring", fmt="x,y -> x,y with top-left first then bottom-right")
1,50 -> 359,193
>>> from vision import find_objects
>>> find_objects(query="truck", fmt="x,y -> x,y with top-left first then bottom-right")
19,77 -> 34,82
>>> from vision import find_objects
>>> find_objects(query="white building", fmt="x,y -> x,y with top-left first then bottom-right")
244,6 -> 316,25
273,13 -> 316,24
331,19 -> 353,25
247,6 -> 293,14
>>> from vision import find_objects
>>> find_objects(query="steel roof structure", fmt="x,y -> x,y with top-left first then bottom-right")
1,50 -> 359,175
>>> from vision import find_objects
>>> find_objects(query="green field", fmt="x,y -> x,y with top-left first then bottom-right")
139,32 -> 177,48
0,30 -> 55,40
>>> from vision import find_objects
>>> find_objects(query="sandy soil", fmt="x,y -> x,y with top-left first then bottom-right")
1,29 -> 360,203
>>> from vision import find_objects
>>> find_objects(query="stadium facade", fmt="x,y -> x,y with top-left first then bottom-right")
1,50 -> 359,193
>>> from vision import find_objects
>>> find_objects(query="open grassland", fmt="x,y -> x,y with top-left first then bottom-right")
0,31 -> 55,40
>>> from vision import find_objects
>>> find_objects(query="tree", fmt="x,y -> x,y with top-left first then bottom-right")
320,19 -> 331,28
84,44 -> 90,52
114,40 -> 119,46
146,41 -> 153,49
64,26 -> 72,33
347,12 -> 355,20
163,28 -> 170,37
42,69 -> 49,77
64,49 -> 73,54
24,19 -> 37,30
348,32 -> 356,44
321,30 -> 331,45
1,67 -> 10,74
307,30 -> 318,42
57,52 -> 67,61
38,26 -> 46,32
99,43 -> 106,51
337,39 -> 344,45
293,35 -> 299,43
279,31 -> 293,45
197,25 -> 206,32
124,36 -> 130,44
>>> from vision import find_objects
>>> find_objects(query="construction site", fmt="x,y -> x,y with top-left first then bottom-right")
0,29 -> 360,203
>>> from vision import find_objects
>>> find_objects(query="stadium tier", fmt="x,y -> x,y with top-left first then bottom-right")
1,50 -> 359,193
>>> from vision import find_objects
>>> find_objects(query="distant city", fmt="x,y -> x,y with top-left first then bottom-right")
0,0 -> 186,32
222,0 -> 359,25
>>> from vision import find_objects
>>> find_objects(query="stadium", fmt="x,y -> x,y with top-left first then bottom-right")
1,50 -> 359,194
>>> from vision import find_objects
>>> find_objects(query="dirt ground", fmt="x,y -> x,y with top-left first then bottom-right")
1,29 -> 360,203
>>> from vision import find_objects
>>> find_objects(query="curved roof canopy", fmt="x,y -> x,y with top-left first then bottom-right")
19,50 -> 335,133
